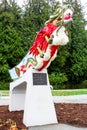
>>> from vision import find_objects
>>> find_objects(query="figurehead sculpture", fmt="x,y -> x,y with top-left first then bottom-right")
9,3 -> 73,80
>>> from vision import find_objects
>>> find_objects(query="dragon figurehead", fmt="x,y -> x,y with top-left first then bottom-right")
9,2 -> 73,79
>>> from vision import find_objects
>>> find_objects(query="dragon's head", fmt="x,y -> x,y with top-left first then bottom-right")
63,7 -> 73,23
45,3 -> 73,26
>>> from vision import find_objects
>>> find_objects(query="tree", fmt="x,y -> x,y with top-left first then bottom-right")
66,0 -> 87,84
48,0 -> 87,89
0,0 -> 24,81
21,0 -> 51,51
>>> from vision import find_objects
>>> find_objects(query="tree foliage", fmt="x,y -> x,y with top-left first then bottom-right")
0,0 -> 24,81
21,0 -> 51,51
0,0 -> 87,89
49,0 -> 87,88
67,0 -> 87,84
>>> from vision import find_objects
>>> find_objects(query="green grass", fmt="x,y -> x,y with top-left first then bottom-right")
52,89 -> 87,96
0,90 -> 9,96
0,89 -> 87,96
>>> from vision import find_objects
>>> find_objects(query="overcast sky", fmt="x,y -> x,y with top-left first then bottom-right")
15,0 -> 87,29
16,0 -> 87,17
16,0 -> 87,7
0,0 -> 87,21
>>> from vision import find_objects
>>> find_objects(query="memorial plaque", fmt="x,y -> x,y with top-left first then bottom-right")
33,73 -> 47,85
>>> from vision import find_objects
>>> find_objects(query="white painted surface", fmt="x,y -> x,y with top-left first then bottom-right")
9,68 -> 57,127
9,79 -> 27,111
23,69 -> 57,126
23,85 -> 57,127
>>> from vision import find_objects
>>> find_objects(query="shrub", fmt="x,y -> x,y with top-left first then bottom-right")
49,72 -> 68,89
0,82 -> 9,90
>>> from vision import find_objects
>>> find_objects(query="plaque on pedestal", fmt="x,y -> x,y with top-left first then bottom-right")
9,68 -> 57,127
33,73 -> 47,85
23,68 -> 57,127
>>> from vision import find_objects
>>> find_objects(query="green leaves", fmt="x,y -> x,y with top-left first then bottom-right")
49,72 -> 68,89
67,0 -> 87,83
0,0 -> 87,89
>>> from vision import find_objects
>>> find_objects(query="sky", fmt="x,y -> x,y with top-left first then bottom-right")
17,0 -> 87,6
16,0 -> 87,18
0,0 -> 87,28
15,0 -> 87,29
0,0 -> 86,17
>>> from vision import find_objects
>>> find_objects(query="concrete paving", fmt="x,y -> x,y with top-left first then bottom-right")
0,95 -> 87,105
53,95 -> 87,104
29,124 -> 87,130
0,96 -> 9,105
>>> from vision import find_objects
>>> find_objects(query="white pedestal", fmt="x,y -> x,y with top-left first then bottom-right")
9,68 -> 57,127
9,78 -> 27,111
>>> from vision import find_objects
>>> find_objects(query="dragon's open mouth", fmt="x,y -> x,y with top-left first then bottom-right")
64,13 -> 72,20
64,9 -> 73,23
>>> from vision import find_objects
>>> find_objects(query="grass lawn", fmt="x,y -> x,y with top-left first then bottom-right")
0,90 -> 9,96
52,89 -> 87,96
0,89 -> 87,96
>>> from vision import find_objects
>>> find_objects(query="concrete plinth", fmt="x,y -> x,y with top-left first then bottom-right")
9,68 -> 57,127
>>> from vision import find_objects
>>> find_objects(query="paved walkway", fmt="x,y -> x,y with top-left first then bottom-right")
29,124 -> 87,130
53,95 -> 87,104
0,96 -> 9,105
0,95 -> 87,105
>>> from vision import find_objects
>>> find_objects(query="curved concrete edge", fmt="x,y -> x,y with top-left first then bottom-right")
29,124 -> 87,130
0,95 -> 87,105
0,96 -> 9,105
53,95 -> 87,104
